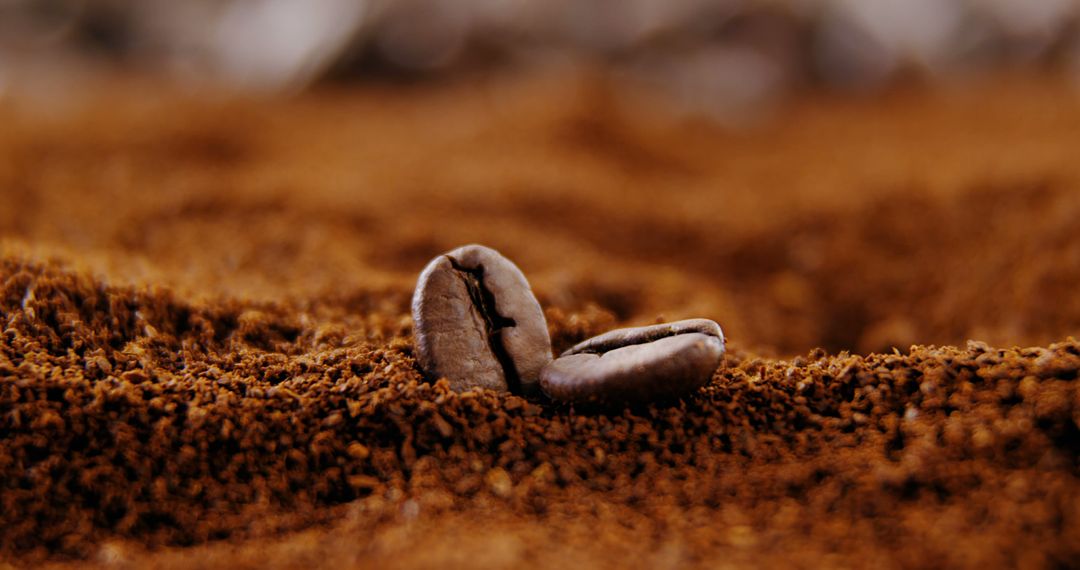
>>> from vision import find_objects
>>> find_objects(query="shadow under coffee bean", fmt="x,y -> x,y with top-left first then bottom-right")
539,319 -> 725,404
412,244 -> 552,395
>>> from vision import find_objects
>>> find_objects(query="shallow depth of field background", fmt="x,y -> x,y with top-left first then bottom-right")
3,0 -> 1080,115
2,0 -> 1080,357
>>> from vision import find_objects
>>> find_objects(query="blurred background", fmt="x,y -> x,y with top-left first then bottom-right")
2,0 -> 1080,120
2,0 -> 1080,358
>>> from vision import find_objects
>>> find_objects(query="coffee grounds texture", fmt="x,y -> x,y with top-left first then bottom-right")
1,71 -> 1079,568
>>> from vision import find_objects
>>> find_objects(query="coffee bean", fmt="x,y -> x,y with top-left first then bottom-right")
539,319 -> 724,403
412,244 -> 552,395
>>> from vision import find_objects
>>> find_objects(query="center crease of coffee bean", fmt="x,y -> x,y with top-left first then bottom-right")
446,256 -> 522,393
579,330 -> 712,356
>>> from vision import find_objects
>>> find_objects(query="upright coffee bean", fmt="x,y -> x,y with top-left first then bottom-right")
412,244 -> 552,394
540,319 -> 724,403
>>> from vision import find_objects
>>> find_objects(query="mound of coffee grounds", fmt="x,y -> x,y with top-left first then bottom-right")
2,260 -> 1077,567
1,72 -> 1079,567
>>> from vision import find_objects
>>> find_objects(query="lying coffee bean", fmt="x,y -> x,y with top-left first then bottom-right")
412,244 -> 552,395
539,319 -> 724,403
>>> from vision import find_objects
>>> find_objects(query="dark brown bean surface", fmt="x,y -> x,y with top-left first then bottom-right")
412,244 -> 552,394
540,319 -> 725,403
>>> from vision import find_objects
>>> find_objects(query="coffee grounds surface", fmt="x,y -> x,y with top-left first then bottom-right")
1,72 -> 1078,568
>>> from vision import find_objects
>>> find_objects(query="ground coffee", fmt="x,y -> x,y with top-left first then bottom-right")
0,73 -> 1078,568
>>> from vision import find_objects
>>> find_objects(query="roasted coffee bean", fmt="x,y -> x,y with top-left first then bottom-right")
540,319 -> 724,403
412,244 -> 552,394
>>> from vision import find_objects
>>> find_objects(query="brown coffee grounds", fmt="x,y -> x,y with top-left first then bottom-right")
1,71 -> 1079,568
